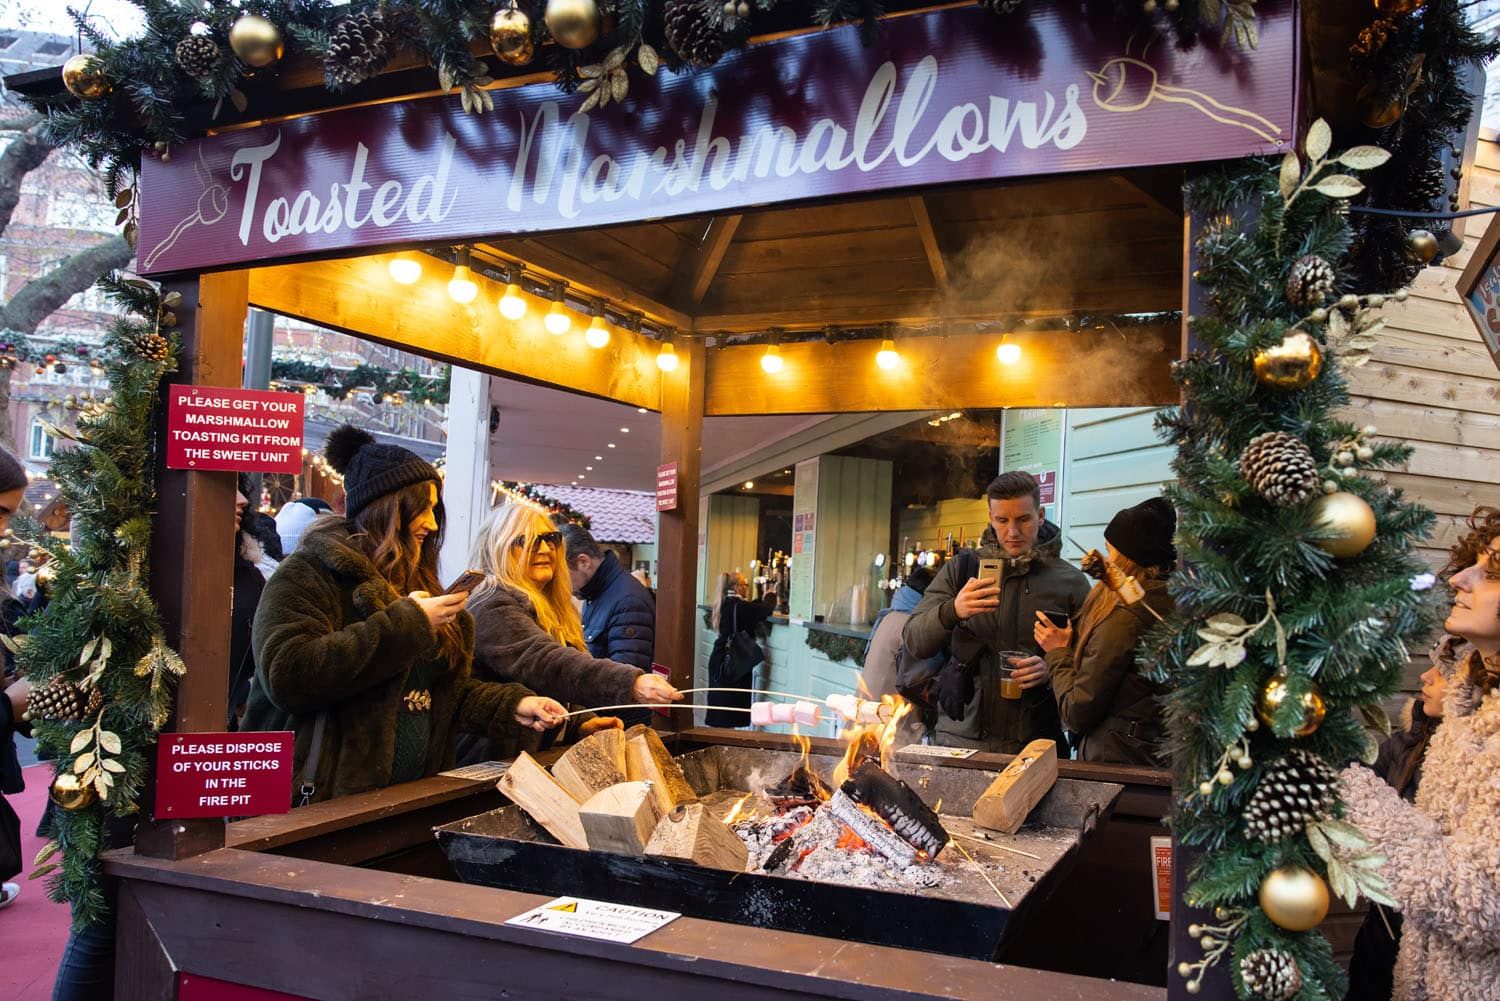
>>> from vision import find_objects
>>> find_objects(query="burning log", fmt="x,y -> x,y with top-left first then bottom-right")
765,765 -> 828,810
842,760 -> 948,860
827,790 -> 919,868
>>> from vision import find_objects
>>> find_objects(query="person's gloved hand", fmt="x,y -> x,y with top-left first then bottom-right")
936,661 -> 975,720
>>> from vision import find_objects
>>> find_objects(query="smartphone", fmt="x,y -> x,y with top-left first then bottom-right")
443,570 -> 486,596
977,558 -> 1003,588
1040,609 -> 1069,628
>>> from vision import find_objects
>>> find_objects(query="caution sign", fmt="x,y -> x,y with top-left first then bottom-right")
506,897 -> 679,944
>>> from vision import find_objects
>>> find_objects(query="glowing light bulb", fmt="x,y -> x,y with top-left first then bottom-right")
447,264 -> 478,304
388,254 -> 421,285
996,341 -> 1022,365
761,344 -> 784,373
545,301 -> 571,335
744,481 -> 755,489
656,342 -> 678,371
585,315 -> 611,349
875,338 -> 900,370
499,283 -> 527,320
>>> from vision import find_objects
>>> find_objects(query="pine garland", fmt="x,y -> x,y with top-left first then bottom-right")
16,272 -> 186,930
1143,125 -> 1438,999
270,358 -> 451,406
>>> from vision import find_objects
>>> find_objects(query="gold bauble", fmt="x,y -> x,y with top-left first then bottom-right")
1253,331 -> 1323,391
1309,490 -> 1377,558
489,7 -> 536,66
544,0 -> 601,49
1259,867 -> 1330,931
1256,677 -> 1328,737
61,54 -> 110,101
1404,229 -> 1439,264
229,14 -> 285,69
50,771 -> 98,811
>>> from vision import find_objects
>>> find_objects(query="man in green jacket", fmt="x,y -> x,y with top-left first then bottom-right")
902,472 -> 1089,753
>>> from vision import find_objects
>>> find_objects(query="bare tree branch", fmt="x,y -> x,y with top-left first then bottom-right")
0,120 -> 55,242
0,236 -> 132,335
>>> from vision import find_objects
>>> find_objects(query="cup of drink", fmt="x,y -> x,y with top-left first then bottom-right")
998,650 -> 1027,700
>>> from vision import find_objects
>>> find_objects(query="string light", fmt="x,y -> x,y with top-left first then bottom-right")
585,309 -> 611,349
545,284 -> 571,335
498,267 -> 528,320
761,343 -> 783,373
875,337 -> 900,370
996,337 -> 1021,365
656,340 -> 678,371
388,253 -> 422,285
447,249 -> 478,304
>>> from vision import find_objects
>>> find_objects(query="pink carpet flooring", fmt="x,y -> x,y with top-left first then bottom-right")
4,765 -> 70,1001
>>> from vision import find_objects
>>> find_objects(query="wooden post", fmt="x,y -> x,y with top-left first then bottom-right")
137,270 -> 248,860
655,337 -> 705,730
438,365 -> 493,582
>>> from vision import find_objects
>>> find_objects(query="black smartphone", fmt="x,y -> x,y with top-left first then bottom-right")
1040,609 -> 1069,628
444,570 -> 486,595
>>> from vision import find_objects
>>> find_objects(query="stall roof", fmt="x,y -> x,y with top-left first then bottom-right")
528,485 -> 657,545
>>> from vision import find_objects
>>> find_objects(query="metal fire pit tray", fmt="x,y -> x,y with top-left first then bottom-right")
435,744 -> 1121,960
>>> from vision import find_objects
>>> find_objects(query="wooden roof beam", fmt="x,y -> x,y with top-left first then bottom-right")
908,196 -> 949,291
675,214 -> 743,306
482,237 -> 693,330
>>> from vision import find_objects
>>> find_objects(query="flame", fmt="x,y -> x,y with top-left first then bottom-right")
933,798 -> 943,815
791,728 -> 812,773
723,793 -> 752,826
833,693 -> 915,786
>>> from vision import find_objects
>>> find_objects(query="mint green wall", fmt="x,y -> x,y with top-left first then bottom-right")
1057,407 -> 1174,560
702,494 -> 760,603
812,455 -> 893,626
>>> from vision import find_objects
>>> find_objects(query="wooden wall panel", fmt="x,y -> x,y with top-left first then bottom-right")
812,455 -> 892,625
704,495 -> 760,603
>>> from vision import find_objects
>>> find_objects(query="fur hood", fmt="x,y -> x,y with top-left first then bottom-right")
976,520 -> 1065,575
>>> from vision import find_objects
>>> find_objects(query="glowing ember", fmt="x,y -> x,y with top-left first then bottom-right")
836,825 -> 869,851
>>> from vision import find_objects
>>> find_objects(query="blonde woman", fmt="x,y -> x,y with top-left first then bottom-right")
461,500 -> 681,761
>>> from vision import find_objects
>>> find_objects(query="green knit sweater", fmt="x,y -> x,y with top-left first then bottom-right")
390,652 -> 446,784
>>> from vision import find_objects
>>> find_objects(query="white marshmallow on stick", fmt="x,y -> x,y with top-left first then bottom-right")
793,701 -> 822,726
750,702 -> 775,726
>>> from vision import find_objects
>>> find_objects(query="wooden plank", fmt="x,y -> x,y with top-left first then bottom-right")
645,802 -> 749,870
908,196 -> 949,290
1361,328 -> 1500,379
714,227 -> 929,277
580,781 -> 663,855
137,270 -> 247,861
1346,361 -> 1500,415
495,751 -> 588,849
1382,471 -> 1491,516
1341,397 -> 1500,451
655,338 -> 706,727
677,214 -> 743,305
702,325 -> 1180,415
550,727 -> 628,802
972,739 -> 1059,835
733,197 -> 916,242
248,254 -> 664,410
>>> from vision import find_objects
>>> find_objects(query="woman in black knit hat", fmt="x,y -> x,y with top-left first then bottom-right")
1033,496 -> 1177,765
240,425 -> 566,803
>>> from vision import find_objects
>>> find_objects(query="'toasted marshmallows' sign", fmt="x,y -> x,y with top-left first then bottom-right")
155,732 -> 294,818
166,385 -> 304,473
136,3 -> 1296,276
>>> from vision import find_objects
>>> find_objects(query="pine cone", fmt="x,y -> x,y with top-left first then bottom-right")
1239,948 -> 1303,1001
175,34 -> 222,79
133,331 -> 170,363
1242,749 -> 1337,843
325,10 -> 391,90
84,685 -> 103,719
26,677 -> 85,722
1239,431 -> 1319,507
665,0 -> 728,68
1284,255 -> 1335,311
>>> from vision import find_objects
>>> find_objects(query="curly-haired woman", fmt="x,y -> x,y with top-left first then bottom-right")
1341,505 -> 1500,1001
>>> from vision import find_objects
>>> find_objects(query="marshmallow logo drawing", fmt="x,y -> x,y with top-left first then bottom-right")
143,147 -> 230,272
1087,53 -> 1283,145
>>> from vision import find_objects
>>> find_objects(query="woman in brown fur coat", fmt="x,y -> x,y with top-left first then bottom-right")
1340,506 -> 1500,1001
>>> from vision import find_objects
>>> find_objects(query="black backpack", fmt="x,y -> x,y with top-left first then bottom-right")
896,551 -> 979,712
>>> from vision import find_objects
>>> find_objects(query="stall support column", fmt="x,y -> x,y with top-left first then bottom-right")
656,338 -> 705,730
439,366 -> 493,582
136,271 -> 247,860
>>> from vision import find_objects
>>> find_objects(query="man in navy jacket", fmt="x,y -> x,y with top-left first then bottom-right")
558,524 -> 657,726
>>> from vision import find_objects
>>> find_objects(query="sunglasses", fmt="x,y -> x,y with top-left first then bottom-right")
510,530 -> 563,552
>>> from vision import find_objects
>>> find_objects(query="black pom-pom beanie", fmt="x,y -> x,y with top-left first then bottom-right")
324,424 -> 439,520
1104,496 -> 1177,570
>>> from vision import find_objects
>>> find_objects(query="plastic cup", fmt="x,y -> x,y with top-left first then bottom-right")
998,650 -> 1027,700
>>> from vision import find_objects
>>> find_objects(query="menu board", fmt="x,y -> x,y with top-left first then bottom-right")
1000,409 -> 1066,517
789,458 -> 819,620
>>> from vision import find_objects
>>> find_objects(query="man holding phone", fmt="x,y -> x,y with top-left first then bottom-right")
902,472 -> 1090,753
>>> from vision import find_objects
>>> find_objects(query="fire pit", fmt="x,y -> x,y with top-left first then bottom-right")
436,742 -> 1121,959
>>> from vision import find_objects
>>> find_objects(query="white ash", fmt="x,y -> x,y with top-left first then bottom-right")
735,805 -> 946,890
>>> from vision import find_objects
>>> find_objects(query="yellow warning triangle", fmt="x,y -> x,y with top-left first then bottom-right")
547,901 -> 578,912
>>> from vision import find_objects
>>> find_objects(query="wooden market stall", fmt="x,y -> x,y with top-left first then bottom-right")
10,0 -> 1449,998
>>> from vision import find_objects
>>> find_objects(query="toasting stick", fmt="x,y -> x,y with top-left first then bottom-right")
1078,548 -> 1164,623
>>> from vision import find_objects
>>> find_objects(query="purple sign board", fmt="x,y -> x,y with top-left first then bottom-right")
137,3 -> 1297,276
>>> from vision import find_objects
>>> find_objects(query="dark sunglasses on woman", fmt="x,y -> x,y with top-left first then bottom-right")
510,530 -> 563,552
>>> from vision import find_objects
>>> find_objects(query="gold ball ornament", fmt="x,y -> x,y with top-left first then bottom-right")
229,14 -> 285,69
1404,229 -> 1439,264
1309,490 -> 1377,558
1257,677 -> 1327,737
544,0 -> 601,49
490,7 -> 535,66
1253,331 -> 1323,391
50,771 -> 98,811
1259,867 -> 1330,932
61,54 -> 110,100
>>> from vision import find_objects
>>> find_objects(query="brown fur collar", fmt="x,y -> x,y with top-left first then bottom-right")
295,523 -> 404,618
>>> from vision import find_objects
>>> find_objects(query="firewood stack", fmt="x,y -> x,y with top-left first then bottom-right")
496,724 -> 749,871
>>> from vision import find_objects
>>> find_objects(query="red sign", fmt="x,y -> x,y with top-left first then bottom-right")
155,731 -> 294,819
1151,835 -> 1172,921
166,386 -> 304,473
656,463 -> 678,512
136,4 -> 1297,275
1036,470 -> 1057,506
